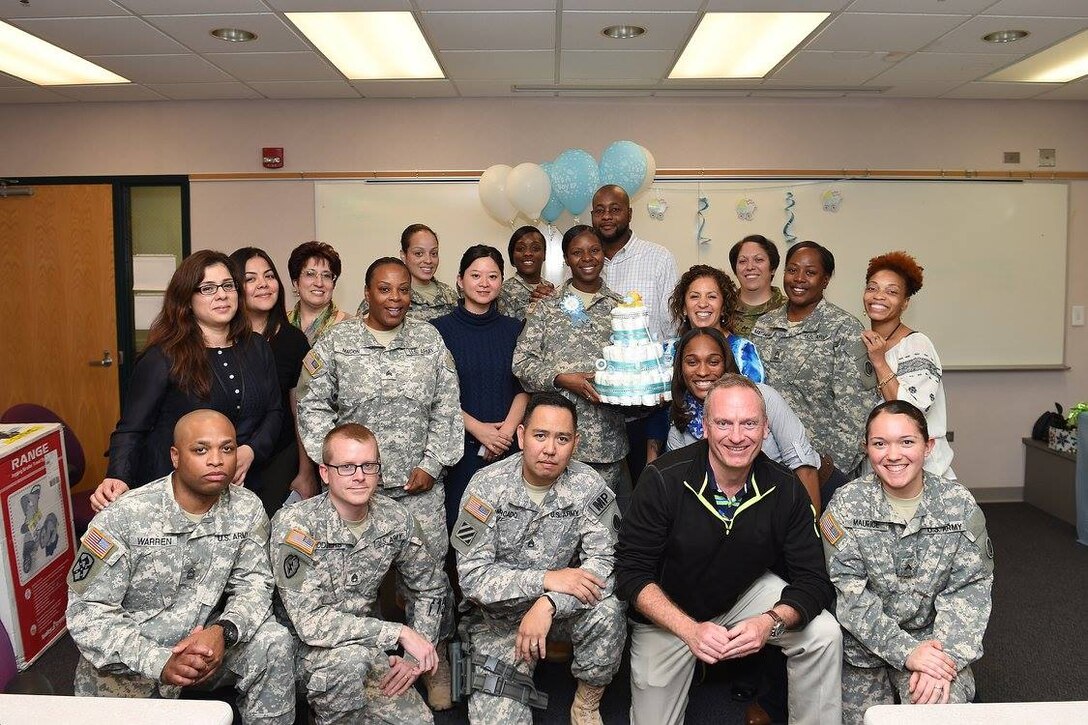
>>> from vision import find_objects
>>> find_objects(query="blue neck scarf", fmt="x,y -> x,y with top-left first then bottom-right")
684,391 -> 705,440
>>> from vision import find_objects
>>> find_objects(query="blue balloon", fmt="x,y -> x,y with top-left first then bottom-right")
539,161 -> 565,224
549,148 -> 599,217
598,140 -> 648,198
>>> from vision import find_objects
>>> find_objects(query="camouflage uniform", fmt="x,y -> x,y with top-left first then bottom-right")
497,276 -> 536,321
271,492 -> 445,725
297,317 -> 463,638
66,475 -> 294,725
452,454 -> 626,725
357,280 -> 459,322
512,280 -> 629,481
821,472 -> 994,725
750,298 -> 879,475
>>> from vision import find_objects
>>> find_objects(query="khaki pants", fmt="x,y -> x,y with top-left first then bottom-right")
629,571 -> 842,725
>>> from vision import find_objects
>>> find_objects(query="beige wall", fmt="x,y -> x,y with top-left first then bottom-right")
4,96 -> 1087,495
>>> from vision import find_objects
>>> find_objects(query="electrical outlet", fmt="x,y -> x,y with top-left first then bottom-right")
1003,151 -> 1020,164
1039,148 -> 1056,167
1073,305 -> 1085,327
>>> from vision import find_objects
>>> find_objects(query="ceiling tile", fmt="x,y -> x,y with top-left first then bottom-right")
869,51 -> 1019,82
88,53 -> 232,83
848,0 -> 993,13
870,79 -> 967,96
927,16 -> 1088,54
0,1 -> 127,19
119,0 -> 268,12
561,11 -> 698,51
0,87 -> 74,103
942,81 -> 1060,98
807,13 -> 968,52
417,0 -> 554,9
350,79 -> 457,97
145,82 -> 262,99
423,11 -> 554,50
705,0 -> 850,9
52,83 -> 167,101
565,0 -> 703,10
144,13 -> 309,53
0,72 -> 31,88
204,51 -> 340,81
560,49 -> 672,81
658,76 -> 761,87
984,0 -> 1088,17
249,80 -> 360,98
772,50 -> 892,84
439,50 -> 553,79
265,0 -> 410,9
452,79 -> 517,96
751,88 -> 848,97
1035,77 -> 1088,99
10,16 -> 185,55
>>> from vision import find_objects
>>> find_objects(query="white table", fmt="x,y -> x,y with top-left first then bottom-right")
865,701 -> 1088,724
0,693 -> 233,724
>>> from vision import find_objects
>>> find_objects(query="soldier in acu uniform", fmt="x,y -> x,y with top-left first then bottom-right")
272,423 -> 445,725
822,401 -> 994,724
297,257 -> 463,708
66,410 -> 295,725
452,392 -> 625,725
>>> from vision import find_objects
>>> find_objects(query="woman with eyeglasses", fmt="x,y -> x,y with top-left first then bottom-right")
287,240 -> 350,344
357,224 -> 460,322
229,247 -> 317,515
91,250 -> 282,512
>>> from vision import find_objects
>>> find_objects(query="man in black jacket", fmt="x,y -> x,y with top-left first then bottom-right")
616,374 -> 842,725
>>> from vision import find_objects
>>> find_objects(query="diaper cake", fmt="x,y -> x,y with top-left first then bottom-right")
594,292 -> 673,405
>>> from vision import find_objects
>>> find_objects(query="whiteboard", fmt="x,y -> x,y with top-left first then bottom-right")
315,179 -> 1068,368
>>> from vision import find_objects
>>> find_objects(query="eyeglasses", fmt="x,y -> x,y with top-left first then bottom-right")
196,281 -> 237,296
326,461 -> 381,476
301,269 -> 337,283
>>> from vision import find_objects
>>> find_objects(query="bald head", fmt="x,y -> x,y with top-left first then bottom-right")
170,410 -> 238,501
174,409 -> 234,446
591,185 -> 633,246
593,184 -> 630,208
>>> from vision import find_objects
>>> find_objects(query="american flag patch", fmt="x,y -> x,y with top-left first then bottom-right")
819,511 -> 844,547
285,528 -> 317,556
84,527 -> 116,560
302,350 -> 326,378
464,495 -> 493,524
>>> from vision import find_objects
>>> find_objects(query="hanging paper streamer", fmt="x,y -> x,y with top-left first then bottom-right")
783,191 -> 796,245
647,197 -> 668,220
696,196 -> 711,245
822,189 -> 843,213
736,198 -> 757,222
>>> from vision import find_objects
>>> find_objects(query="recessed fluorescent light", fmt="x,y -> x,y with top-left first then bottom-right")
0,20 -> 129,85
669,12 -> 829,79
987,28 -> 1088,82
286,12 -> 443,80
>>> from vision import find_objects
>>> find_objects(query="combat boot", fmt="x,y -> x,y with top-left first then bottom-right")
424,645 -> 453,711
570,680 -> 605,725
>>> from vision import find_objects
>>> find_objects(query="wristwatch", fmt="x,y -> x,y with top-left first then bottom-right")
216,618 -> 240,648
763,609 -> 786,638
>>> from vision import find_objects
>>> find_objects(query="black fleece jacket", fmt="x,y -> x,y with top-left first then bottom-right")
615,440 -> 833,626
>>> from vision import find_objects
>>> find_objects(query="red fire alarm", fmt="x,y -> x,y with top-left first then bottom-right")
262,147 -> 284,169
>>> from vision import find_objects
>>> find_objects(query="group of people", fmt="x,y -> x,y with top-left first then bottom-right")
69,183 -> 993,725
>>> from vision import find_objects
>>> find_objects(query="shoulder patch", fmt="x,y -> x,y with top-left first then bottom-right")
302,349 -> 326,378
587,487 -> 621,536
284,527 -> 317,556
819,511 -> 845,547
464,495 -> 493,524
83,527 -> 117,560
276,543 -> 312,590
444,350 -> 456,373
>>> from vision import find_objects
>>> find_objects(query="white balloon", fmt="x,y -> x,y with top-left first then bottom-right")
635,146 -> 657,197
506,162 -> 552,221
479,164 -> 517,224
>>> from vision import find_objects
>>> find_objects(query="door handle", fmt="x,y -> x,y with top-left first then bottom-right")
89,350 -> 113,367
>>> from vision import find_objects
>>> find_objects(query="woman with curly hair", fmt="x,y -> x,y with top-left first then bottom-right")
862,251 -> 954,477
287,240 -> 350,343
91,250 -> 282,511
668,263 -> 765,382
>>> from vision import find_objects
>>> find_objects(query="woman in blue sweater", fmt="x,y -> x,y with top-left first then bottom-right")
431,245 -> 528,529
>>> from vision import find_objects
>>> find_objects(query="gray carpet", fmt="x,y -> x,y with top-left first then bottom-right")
12,503 -> 1085,722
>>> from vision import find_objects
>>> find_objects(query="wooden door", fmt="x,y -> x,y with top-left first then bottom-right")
0,185 -> 119,492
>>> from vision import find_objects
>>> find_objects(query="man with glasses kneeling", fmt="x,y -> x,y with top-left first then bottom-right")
270,423 -> 445,724
616,374 -> 843,725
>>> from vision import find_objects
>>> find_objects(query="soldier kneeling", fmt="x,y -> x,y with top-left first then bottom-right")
66,410 -> 296,725
271,423 -> 445,725
452,392 -> 626,725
